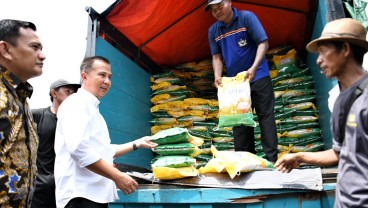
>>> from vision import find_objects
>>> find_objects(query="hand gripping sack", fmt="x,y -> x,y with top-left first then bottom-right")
217,71 -> 256,128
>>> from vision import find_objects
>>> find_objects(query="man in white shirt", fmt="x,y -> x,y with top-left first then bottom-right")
54,56 -> 157,208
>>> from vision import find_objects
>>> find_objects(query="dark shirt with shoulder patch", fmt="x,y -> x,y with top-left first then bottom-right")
332,75 -> 368,207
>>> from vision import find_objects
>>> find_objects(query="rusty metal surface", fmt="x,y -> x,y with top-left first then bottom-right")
127,168 -> 323,191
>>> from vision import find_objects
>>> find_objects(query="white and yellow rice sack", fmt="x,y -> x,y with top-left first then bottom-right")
217,71 -> 256,128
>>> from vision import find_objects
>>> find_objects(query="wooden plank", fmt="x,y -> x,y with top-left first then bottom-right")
128,168 -> 323,191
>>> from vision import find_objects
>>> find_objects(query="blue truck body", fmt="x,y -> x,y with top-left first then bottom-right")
84,0 -> 344,207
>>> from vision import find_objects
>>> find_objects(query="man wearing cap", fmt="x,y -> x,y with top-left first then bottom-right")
275,18 -> 368,207
31,79 -> 80,208
206,0 -> 278,162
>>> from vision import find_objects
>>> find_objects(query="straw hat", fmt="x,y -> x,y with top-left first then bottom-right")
306,18 -> 368,53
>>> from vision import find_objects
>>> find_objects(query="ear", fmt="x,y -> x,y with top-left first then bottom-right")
50,89 -> 57,97
342,42 -> 351,58
0,41 -> 13,60
81,71 -> 88,82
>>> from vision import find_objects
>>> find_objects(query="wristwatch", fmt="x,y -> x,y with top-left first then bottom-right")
132,142 -> 138,150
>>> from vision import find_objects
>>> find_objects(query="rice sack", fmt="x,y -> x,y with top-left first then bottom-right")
217,71 -> 256,128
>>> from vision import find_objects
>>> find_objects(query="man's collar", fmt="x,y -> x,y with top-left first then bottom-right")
0,65 -> 22,86
16,82 -> 33,100
79,88 -> 100,108
1,65 -> 33,99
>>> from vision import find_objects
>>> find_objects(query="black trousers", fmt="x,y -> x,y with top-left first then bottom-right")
30,174 -> 56,208
65,197 -> 108,208
233,76 -> 278,162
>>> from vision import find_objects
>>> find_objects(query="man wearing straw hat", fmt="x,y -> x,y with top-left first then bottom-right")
275,18 -> 368,207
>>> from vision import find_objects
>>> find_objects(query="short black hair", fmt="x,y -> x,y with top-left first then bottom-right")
80,56 -> 110,73
0,19 -> 37,46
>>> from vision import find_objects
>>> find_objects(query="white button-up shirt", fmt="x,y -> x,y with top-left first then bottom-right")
54,88 -> 118,208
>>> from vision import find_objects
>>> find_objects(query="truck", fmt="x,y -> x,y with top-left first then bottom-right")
84,0 -> 348,207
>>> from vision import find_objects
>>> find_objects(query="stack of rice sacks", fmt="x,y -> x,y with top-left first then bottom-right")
254,44 -> 324,159
150,59 -> 234,169
172,59 -> 216,99
150,127 -> 202,180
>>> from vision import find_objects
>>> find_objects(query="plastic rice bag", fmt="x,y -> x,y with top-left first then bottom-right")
198,158 -> 226,174
217,71 -> 256,128
153,143 -> 201,157
152,155 -> 196,168
152,166 -> 198,180
150,127 -> 190,144
211,146 -> 274,179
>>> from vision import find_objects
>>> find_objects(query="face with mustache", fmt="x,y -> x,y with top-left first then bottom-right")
316,42 -> 347,79
81,59 -> 112,99
210,0 -> 233,25
2,27 -> 46,82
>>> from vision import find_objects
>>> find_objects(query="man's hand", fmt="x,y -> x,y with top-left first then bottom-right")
212,54 -> 223,88
244,67 -> 256,82
214,76 -> 222,88
274,153 -> 301,173
114,172 -> 138,195
135,136 -> 157,149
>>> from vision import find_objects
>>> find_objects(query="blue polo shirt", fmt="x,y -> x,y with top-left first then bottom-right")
208,8 -> 269,82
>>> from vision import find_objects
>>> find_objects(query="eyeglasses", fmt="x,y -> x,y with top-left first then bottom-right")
210,1 -> 226,13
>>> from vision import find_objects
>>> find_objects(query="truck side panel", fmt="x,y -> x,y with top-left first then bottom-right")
109,185 -> 336,208
306,0 -> 335,149
96,37 -> 154,168
85,1 -> 338,207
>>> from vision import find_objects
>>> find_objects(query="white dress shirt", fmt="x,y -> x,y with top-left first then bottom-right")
54,88 -> 118,208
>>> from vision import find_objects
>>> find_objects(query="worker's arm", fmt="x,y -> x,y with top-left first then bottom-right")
275,149 -> 339,173
245,40 -> 269,81
86,159 -> 137,195
114,136 -> 157,158
212,53 -> 224,88
86,136 -> 156,195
